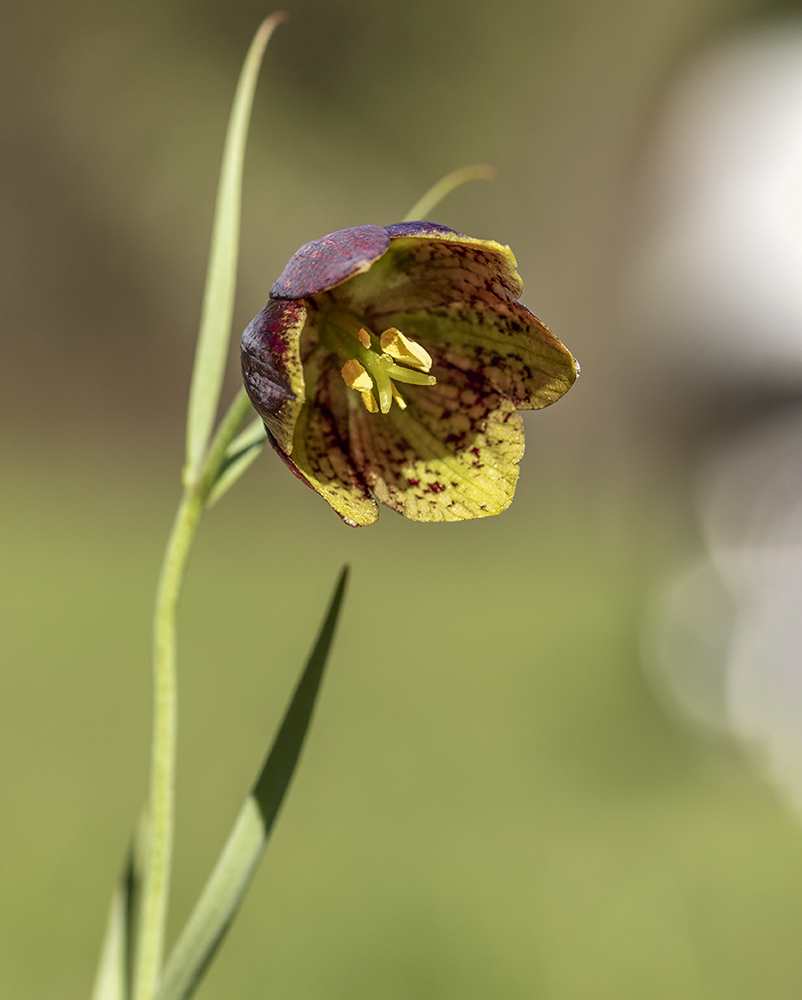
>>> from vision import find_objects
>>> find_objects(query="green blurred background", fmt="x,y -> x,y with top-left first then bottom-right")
4,0 -> 802,997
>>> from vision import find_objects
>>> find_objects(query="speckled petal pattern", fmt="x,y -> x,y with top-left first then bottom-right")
381,302 -> 576,409
241,221 -> 578,524
340,235 -> 524,315
284,364 -> 378,525
347,370 -> 524,521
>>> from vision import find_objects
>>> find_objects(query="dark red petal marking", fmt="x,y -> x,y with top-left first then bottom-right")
270,225 -> 390,299
342,236 -> 525,317
282,365 -> 379,526
346,372 -> 524,522
241,297 -> 305,427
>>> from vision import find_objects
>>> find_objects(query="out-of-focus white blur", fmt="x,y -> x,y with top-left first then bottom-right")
627,19 -> 802,396
653,410 -> 802,809
636,21 -> 802,811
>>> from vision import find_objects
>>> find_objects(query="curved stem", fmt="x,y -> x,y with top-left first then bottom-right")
403,164 -> 496,222
132,390 -> 255,1000
133,490 -> 204,1000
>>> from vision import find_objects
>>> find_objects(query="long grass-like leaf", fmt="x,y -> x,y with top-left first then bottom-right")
184,13 -> 286,487
91,881 -> 127,1000
155,566 -> 349,1000
205,418 -> 267,508
92,814 -> 148,1000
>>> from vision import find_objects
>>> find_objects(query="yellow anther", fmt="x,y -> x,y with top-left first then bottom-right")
360,389 -> 379,413
379,328 -> 433,372
342,359 -> 379,413
391,383 -> 407,410
341,358 -> 373,392
335,326 -> 435,415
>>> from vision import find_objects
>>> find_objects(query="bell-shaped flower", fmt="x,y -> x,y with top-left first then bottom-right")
241,222 -> 578,525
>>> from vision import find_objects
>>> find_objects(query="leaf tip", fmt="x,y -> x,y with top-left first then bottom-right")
334,564 -> 350,602
259,10 -> 290,37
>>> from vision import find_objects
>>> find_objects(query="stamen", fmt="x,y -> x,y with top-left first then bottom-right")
380,328 -> 433,372
341,359 -> 373,392
360,389 -> 379,413
327,312 -> 437,414
341,359 -> 379,413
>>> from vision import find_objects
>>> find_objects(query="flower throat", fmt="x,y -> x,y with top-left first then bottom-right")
320,308 -> 436,414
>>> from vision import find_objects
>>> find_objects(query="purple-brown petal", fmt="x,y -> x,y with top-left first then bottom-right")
383,221 -> 460,239
270,225 -> 391,300
241,297 -> 307,453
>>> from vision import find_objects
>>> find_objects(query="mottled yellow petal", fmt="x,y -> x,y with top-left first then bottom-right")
378,303 -> 576,409
348,375 -> 524,521
282,366 -> 378,526
243,224 -> 577,526
338,235 -> 524,316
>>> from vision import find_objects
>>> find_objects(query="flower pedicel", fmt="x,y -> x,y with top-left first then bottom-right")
241,221 -> 578,525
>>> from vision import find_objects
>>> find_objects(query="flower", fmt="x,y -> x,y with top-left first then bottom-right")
241,221 -> 578,526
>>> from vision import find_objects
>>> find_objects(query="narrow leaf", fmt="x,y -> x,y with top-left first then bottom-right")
206,418 -> 267,508
184,13 -> 287,486
402,164 -> 496,222
155,567 -> 350,1000
91,882 -> 127,1000
92,813 -> 148,1000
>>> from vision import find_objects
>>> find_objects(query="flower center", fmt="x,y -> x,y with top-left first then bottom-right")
320,308 -> 436,414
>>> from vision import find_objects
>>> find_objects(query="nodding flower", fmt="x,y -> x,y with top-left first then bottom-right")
241,222 -> 578,525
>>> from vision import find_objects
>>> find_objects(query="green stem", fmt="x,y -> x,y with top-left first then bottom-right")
133,390 -> 254,1000
133,490 -> 203,1000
